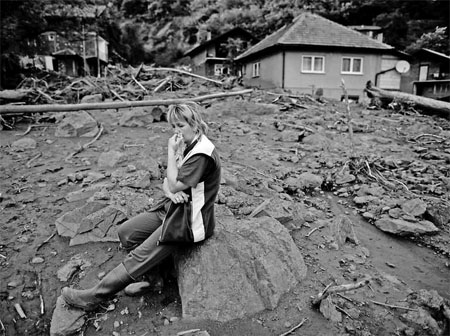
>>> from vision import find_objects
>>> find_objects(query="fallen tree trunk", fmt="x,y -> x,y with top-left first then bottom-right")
365,84 -> 450,118
0,89 -> 253,115
144,66 -> 223,85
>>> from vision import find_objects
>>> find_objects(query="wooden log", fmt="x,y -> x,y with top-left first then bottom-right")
365,83 -> 450,118
144,66 -> 223,85
0,89 -> 254,115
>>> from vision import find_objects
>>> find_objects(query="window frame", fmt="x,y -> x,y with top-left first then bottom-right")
301,55 -> 325,73
252,62 -> 260,77
341,57 -> 363,75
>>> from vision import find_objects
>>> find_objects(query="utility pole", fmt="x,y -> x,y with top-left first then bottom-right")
95,7 -> 100,77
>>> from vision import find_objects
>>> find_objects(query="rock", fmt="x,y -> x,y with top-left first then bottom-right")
278,130 -> 301,142
400,307 -> 442,336
65,183 -> 112,202
374,216 -> 439,236
55,202 -> 128,246
98,150 -> 126,168
134,156 -> 161,179
80,94 -> 103,103
284,172 -> 323,192
319,296 -> 342,322
176,207 -> 306,322
11,138 -> 37,151
119,107 -> 155,127
57,254 -> 92,282
50,296 -> 86,336
114,169 -> 151,189
31,257 -> 45,264
356,184 -> 384,197
425,202 -> 450,228
401,198 -> 427,217
354,195 -> 379,205
55,111 -> 99,137
335,173 -> 356,185
330,214 -> 359,248
124,281 -> 151,296
407,289 -> 445,311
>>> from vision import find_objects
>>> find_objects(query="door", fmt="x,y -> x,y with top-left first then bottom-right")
419,65 -> 428,81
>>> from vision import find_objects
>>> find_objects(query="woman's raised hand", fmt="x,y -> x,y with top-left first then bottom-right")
168,133 -> 183,152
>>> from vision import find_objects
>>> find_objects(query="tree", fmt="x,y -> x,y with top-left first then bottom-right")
406,27 -> 449,55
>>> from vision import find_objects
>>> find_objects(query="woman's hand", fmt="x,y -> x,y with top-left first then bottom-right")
168,133 -> 183,153
169,191 -> 189,204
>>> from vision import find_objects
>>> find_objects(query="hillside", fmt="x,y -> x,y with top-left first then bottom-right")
1,0 -> 449,70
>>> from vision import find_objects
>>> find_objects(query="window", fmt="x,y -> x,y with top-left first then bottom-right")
252,62 -> 260,77
302,56 -> 324,73
342,57 -> 363,74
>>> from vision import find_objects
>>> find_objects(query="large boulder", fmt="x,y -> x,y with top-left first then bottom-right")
55,111 -> 99,137
374,216 -> 439,236
176,206 -> 307,322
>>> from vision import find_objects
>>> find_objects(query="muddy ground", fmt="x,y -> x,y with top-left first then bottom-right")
0,90 -> 449,336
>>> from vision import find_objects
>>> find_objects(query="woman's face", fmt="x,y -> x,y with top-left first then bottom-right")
173,119 -> 196,145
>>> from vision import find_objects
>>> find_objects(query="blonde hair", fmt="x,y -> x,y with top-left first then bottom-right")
167,102 -> 208,135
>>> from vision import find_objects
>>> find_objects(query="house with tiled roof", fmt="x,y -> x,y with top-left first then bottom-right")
235,12 -> 408,101
184,27 -> 258,77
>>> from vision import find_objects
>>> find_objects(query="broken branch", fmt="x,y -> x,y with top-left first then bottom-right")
65,123 -> 104,162
369,300 -> 418,311
144,66 -> 223,85
312,277 -> 371,306
278,318 -> 308,336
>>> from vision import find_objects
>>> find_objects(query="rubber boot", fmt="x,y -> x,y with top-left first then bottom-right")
61,263 -> 132,311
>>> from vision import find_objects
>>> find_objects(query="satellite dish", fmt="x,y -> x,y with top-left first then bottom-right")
395,60 -> 410,73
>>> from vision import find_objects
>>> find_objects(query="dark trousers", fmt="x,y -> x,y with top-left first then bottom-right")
117,211 -> 178,280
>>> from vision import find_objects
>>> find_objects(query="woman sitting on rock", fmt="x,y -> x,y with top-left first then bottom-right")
62,102 -> 221,311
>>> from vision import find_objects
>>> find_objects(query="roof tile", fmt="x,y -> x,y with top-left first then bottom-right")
237,12 -> 393,60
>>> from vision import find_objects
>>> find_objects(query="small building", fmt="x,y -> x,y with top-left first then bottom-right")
184,27 -> 257,77
31,4 -> 109,77
401,48 -> 450,101
52,48 -> 83,77
235,12 -> 408,101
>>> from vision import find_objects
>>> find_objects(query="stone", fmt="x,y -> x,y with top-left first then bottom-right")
320,296 -> 342,322
401,198 -> 427,217
335,173 -> 356,185
119,107 -> 155,127
134,156 -> 161,179
354,195 -> 379,205
80,94 -> 103,104
98,150 -> 126,168
284,172 -> 323,192
55,202 -> 128,246
11,138 -> 37,151
400,307 -> 441,336
55,111 -> 99,137
374,216 -> 439,236
50,296 -> 86,336
176,207 -> 306,322
425,202 -> 450,228
124,282 -> 151,296
57,254 -> 92,282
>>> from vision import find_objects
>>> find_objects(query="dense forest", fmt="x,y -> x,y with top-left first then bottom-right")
1,0 -> 449,74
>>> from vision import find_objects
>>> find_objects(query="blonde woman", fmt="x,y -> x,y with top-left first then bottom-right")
62,102 -> 221,311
